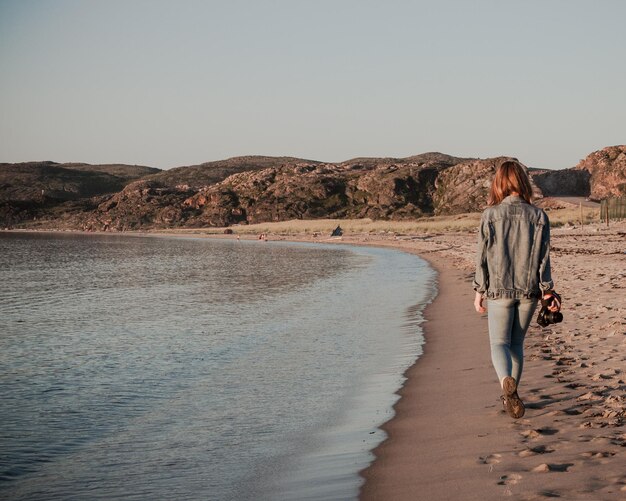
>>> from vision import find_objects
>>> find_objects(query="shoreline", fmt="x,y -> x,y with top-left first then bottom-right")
357,228 -> 626,499
231,228 -> 626,499
358,250 -> 522,499
3,224 -> 625,498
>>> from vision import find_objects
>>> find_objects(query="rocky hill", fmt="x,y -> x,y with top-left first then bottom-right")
84,153 -> 468,230
572,145 -> 626,200
0,162 -> 161,227
144,156 -> 320,189
71,156 -> 329,230
0,161 -> 159,202
1,147 -> 622,230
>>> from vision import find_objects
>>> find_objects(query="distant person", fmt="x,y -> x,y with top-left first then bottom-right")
473,160 -> 561,419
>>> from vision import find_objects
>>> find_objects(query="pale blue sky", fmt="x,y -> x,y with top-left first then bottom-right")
1,0 -> 624,169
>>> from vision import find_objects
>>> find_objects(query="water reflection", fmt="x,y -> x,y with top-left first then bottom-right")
0,232 -> 434,500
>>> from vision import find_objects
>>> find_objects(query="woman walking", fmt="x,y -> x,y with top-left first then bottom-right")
473,160 -> 560,418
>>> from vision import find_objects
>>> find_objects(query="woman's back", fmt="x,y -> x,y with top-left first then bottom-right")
474,194 -> 552,299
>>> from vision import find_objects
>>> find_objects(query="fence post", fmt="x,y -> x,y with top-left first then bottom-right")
579,202 -> 583,233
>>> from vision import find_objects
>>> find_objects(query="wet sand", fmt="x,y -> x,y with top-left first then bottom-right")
360,252 -> 524,499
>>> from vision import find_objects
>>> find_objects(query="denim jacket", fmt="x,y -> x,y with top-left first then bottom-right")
473,195 -> 553,299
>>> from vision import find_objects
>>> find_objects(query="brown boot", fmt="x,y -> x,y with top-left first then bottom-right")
502,376 -> 525,418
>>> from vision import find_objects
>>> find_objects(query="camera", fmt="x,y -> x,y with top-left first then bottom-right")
537,292 -> 563,327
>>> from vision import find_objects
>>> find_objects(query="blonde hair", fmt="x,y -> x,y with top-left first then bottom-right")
488,160 -> 534,206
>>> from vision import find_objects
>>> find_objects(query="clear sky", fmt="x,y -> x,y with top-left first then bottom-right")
1,0 -> 624,170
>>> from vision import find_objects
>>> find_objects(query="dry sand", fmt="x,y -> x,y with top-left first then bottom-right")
267,221 -> 626,499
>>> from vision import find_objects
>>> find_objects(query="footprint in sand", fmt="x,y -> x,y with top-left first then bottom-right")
520,428 -> 559,439
565,382 -> 585,389
520,429 -> 541,439
544,410 -> 563,417
517,445 -> 554,457
581,408 -> 603,417
601,408 -> 623,419
580,451 -> 616,459
605,394 -> 624,406
532,463 -> 574,473
563,407 -> 587,416
537,490 -> 562,498
577,391 -> 604,402
555,357 -> 576,366
552,369 -> 573,378
586,436 -> 614,445
478,453 -> 501,465
579,421 -> 598,429
610,433 -> 626,446
525,400 -> 550,410
591,373 -> 614,381
497,473 -> 522,485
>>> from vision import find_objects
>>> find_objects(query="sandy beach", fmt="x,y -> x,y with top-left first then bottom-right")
346,222 -> 625,500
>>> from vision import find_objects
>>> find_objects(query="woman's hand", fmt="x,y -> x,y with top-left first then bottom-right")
474,291 -> 486,313
543,291 -> 562,312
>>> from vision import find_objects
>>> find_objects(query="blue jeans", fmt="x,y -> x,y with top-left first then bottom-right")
487,298 -> 538,385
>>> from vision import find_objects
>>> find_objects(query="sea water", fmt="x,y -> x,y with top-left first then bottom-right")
0,232 -> 435,500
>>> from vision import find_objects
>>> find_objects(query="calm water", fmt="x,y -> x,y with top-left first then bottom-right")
0,232 -> 435,501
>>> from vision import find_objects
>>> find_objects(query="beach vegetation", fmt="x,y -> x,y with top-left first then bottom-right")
156,205 -> 602,237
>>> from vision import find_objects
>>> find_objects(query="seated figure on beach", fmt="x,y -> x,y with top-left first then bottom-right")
473,160 -> 561,419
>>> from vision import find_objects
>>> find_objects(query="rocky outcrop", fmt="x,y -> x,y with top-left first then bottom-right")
178,153 -> 468,227
529,146 -> 626,200
434,157 -> 500,215
529,168 -> 591,197
83,180 -> 194,231
573,146 -> 626,200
